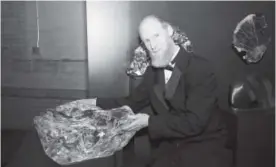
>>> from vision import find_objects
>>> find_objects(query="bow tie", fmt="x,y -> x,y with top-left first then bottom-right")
164,64 -> 174,71
164,57 -> 177,71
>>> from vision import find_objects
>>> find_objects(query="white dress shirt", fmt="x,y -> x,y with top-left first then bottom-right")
164,46 -> 180,84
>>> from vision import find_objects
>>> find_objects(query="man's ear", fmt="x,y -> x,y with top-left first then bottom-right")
165,23 -> 174,37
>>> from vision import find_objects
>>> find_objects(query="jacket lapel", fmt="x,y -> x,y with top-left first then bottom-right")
152,69 -> 169,113
164,47 -> 190,101
153,85 -> 169,111
164,66 -> 182,100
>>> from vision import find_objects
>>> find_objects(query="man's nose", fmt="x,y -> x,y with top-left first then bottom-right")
149,41 -> 157,51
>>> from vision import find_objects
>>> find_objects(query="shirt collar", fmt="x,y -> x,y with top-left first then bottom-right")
170,45 -> 180,66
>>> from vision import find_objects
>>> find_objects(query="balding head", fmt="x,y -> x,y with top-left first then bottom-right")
138,15 -> 176,68
139,15 -> 166,39
140,15 -> 163,28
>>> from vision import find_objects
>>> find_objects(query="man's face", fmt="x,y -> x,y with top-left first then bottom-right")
139,19 -> 173,68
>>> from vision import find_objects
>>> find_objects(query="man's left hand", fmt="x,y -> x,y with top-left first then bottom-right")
121,113 -> 150,132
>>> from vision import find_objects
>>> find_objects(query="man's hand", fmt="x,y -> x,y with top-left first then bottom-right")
121,113 -> 150,132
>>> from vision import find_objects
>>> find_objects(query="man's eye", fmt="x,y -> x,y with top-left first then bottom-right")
154,34 -> 159,37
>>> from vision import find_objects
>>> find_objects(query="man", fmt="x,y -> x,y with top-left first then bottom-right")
95,15 -> 232,167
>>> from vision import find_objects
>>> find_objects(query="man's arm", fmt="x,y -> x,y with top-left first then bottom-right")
97,67 -> 153,113
147,60 -> 218,140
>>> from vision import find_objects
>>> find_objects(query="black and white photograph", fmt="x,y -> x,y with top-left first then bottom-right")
1,1 -> 275,167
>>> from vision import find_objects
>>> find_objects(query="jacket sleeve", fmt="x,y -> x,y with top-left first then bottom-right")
97,68 -> 153,113
148,61 -> 218,140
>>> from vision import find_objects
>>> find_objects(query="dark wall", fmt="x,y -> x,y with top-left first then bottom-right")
1,1 -> 87,90
127,1 -> 275,110
1,1 -> 88,129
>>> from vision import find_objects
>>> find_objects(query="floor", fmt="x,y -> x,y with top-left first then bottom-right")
1,130 -> 138,167
1,130 -> 28,166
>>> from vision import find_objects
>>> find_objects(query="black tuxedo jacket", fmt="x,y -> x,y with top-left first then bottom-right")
97,47 -> 226,143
